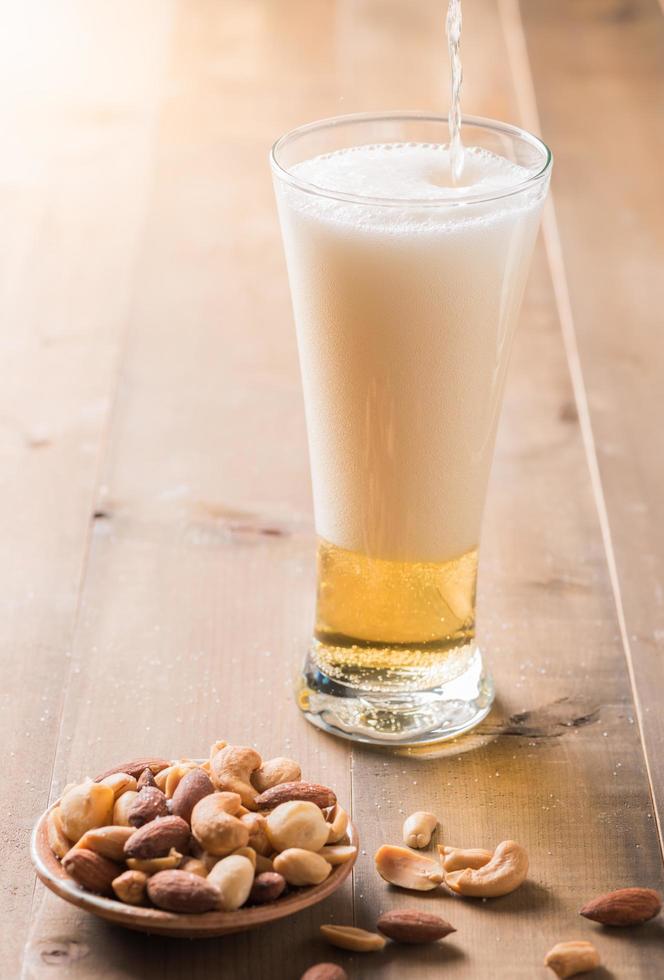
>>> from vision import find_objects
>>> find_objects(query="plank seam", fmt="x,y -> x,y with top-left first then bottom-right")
19,14 -> 180,977
497,0 -> 664,859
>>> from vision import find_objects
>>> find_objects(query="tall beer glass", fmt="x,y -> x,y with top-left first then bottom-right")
271,113 -> 551,745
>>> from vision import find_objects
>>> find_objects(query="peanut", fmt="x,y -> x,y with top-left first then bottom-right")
60,779 -> 115,842
266,801 -> 330,853
206,854 -> 254,911
320,925 -> 386,953
544,941 -> 601,978
402,811 -> 438,849
273,848 -> 332,887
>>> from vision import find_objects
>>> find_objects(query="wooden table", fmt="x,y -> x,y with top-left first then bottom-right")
3,1 -> 663,976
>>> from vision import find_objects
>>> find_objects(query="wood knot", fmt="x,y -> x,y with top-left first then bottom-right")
39,941 -> 90,965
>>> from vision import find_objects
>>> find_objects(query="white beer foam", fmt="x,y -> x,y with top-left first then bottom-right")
276,143 -> 545,561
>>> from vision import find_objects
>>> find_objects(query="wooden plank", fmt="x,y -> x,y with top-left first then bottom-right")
20,2 -> 664,979
517,0 -> 664,834
347,2 -> 664,977
0,2 -> 176,973
21,1 -> 352,976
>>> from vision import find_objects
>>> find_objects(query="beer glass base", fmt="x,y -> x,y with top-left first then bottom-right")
296,647 -> 494,746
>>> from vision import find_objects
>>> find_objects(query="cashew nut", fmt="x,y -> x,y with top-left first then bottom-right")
444,840 -> 528,897
60,779 -> 115,842
402,811 -> 438,849
439,845 -> 493,872
266,801 -> 330,853
112,869 -> 147,904
178,857 -> 208,878
210,745 -> 262,810
325,804 -> 349,844
240,812 -> 272,856
190,791 -> 248,856
374,844 -> 443,891
273,848 -> 332,886
252,757 -> 302,793
206,854 -> 254,911
99,772 -> 138,799
544,941 -> 601,978
46,807 -> 71,859
112,791 -> 138,827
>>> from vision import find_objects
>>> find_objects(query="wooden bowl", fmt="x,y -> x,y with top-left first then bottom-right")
31,801 -> 358,938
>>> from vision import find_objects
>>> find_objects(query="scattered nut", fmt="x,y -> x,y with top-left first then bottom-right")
206,854 -> 255,911
124,815 -> 190,859
544,940 -> 601,978
127,787 -> 169,828
580,887 -> 662,926
136,768 -> 157,792
94,758 -> 171,782
147,869 -> 221,913
112,790 -> 139,827
439,845 -> 493,872
171,768 -> 214,823
46,807 -> 71,859
60,779 -> 115,842
266,801 -> 330,853
112,869 -> 147,905
320,925 -> 386,953
126,848 -> 183,874
376,909 -> 456,944
252,757 -> 302,793
444,840 -> 528,897
248,871 -> 286,904
210,746 -> 262,810
99,772 -> 138,799
191,792 -> 248,856
325,805 -> 349,844
317,846 -> 357,866
402,811 -> 438,849
374,845 -> 443,891
75,826 -> 134,862
273,848 -> 332,886
62,848 -> 121,896
300,965 -> 348,980
255,781 -> 336,812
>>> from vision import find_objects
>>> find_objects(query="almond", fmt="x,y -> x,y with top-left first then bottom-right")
94,758 -> 171,782
124,815 -> 190,859
127,786 -> 169,827
62,848 -> 121,896
147,869 -> 220,913
248,871 -> 286,904
136,767 -> 157,791
171,768 -> 214,823
301,966 -> 348,980
255,781 -> 336,811
580,887 -> 662,927
376,909 -> 456,944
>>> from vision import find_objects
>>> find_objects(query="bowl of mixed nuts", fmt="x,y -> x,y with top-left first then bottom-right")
31,740 -> 358,938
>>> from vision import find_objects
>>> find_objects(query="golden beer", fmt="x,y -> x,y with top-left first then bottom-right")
313,539 -> 478,691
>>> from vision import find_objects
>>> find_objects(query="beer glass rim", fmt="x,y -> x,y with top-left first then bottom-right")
270,110 -> 552,208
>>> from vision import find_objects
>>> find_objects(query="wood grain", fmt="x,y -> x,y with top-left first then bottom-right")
0,2 -> 176,973
518,0 -> 664,833
5,0 -> 663,978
